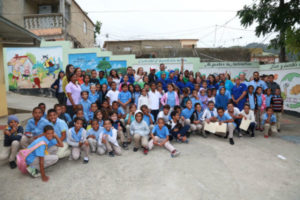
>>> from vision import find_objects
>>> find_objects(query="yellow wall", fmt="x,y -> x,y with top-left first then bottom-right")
0,43 -> 8,117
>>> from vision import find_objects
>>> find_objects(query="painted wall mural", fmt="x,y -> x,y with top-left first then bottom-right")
68,53 -> 127,75
6,47 -> 63,89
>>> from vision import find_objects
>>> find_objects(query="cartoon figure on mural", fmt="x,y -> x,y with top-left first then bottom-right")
6,47 -> 63,89
281,72 -> 300,109
42,55 -> 60,79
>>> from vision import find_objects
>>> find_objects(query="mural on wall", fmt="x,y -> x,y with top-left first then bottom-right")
69,53 -> 127,75
6,47 -> 63,89
261,62 -> 300,113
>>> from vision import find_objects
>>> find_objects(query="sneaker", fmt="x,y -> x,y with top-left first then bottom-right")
171,150 -> 180,157
108,151 -> 115,157
133,147 -> 138,152
26,166 -> 41,178
143,148 -> 149,155
202,132 -> 207,138
229,138 -> 234,145
264,135 -> 269,138
83,157 -> 89,164
122,143 -> 129,150
9,161 -> 17,169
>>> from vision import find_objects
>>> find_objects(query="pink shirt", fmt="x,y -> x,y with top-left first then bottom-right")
66,82 -> 82,106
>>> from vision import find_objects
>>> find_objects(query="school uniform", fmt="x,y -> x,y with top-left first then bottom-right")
271,95 -> 283,130
130,120 -> 150,149
26,136 -> 58,170
255,94 -> 266,129
216,113 -> 235,138
190,110 -> 204,133
180,96 -> 190,108
181,107 -> 194,129
80,99 -> 92,122
87,127 -> 102,153
240,110 -> 256,135
262,113 -> 278,136
225,107 -> 241,132
88,92 -> 99,104
247,93 -> 256,110
81,83 -> 91,92
112,120 -> 127,144
118,91 -> 132,113
143,113 -> 155,132
21,118 -> 51,148
160,91 -> 180,108
265,95 -> 273,107
102,128 -> 122,155
67,127 -> 89,160
215,94 -> 229,110
201,108 -> 218,121
167,119 -> 190,140
1,125 -> 23,162
190,97 -> 203,109
49,118 -> 71,159
148,125 -> 176,153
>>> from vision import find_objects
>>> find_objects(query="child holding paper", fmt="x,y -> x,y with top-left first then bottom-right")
240,104 -> 256,137
216,107 -> 235,145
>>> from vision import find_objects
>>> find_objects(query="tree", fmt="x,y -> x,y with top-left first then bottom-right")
97,58 -> 111,74
285,28 -> 300,60
94,20 -> 102,44
237,0 -> 300,62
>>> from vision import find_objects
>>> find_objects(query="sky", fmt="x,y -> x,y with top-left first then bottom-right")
76,0 -> 276,48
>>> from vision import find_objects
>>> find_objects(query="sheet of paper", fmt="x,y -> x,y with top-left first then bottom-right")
216,123 -> 227,133
204,122 -> 216,133
240,119 -> 251,131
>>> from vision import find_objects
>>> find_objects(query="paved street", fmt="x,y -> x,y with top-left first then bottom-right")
0,93 -> 299,200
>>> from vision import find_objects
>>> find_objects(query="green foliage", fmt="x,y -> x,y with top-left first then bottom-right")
237,0 -> 300,61
94,20 -> 102,40
286,28 -> 300,60
281,72 -> 300,82
25,53 -> 36,64
97,58 -> 111,71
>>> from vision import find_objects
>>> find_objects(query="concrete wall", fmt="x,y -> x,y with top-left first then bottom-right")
1,0 -> 25,26
0,44 -> 8,117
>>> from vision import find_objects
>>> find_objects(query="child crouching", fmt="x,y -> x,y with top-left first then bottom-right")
130,110 -> 150,154
168,111 -> 190,143
148,118 -> 180,157
101,119 -> 122,157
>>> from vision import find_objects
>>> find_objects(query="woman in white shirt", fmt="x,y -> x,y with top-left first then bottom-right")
240,104 -> 256,137
65,73 -> 82,117
138,88 -> 150,110
110,69 -> 120,88
134,67 -> 144,83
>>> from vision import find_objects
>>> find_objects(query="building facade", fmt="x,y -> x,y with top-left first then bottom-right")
0,0 -> 95,48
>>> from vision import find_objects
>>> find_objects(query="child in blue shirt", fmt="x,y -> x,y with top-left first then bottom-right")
38,103 -> 47,119
215,87 -> 229,110
110,112 -> 128,150
61,105 -> 72,125
168,111 -> 190,143
181,100 -> 194,133
87,119 -> 103,154
89,84 -> 99,103
148,118 -> 180,157
141,105 -> 155,132
118,84 -> 132,113
3,115 -> 23,169
26,125 -> 63,181
101,119 -> 122,157
216,107 -> 235,145
80,91 -> 92,122
265,88 -> 273,107
190,103 -> 205,137
81,75 -> 91,92
190,89 -> 203,108
262,107 -> 278,138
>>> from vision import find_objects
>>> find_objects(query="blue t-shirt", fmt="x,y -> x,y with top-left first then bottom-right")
117,107 -> 125,116
49,118 -> 68,142
118,91 -> 132,104
155,71 -> 169,79
190,97 -> 203,108
217,113 -> 232,122
152,125 -> 169,139
25,118 -> 51,137
248,93 -> 255,110
181,108 -> 194,119
166,91 -> 176,107
26,136 -> 55,165
143,114 -> 155,125
256,94 -> 262,107
249,80 -> 268,91
99,78 -> 108,85
80,99 -> 91,119
81,83 -> 91,92
266,95 -> 273,107
87,127 -> 102,141
134,92 -> 140,105
89,92 -> 99,103
262,113 -> 276,125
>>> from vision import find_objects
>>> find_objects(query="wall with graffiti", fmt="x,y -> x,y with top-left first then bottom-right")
68,53 -> 127,75
5,47 -> 63,89
260,62 -> 300,113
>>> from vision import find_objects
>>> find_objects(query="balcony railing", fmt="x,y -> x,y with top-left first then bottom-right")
24,13 -> 64,30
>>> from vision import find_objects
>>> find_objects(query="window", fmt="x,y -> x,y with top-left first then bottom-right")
144,45 -> 152,49
123,47 -> 131,51
83,21 -> 87,34
164,46 -> 173,48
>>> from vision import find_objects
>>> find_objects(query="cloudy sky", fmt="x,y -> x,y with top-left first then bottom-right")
76,0 -> 276,48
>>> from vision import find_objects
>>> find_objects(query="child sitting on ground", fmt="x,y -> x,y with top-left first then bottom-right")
240,104 -> 256,137
1,115 -> 23,169
148,118 -> 180,157
130,110 -> 150,154
190,103 -> 205,137
110,112 -> 128,150
67,117 -> 89,163
157,104 -> 171,123
168,111 -> 189,143
87,119 -> 102,154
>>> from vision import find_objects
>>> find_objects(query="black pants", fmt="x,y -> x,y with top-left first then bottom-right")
57,92 -> 66,105
234,118 -> 242,131
67,105 -> 75,118
151,110 -> 159,122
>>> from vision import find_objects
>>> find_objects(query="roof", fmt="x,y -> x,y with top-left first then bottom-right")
8,54 -> 33,66
103,39 -> 199,48
73,0 -> 95,26
0,16 -> 41,47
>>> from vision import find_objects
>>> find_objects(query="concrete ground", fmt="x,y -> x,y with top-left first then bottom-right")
0,92 -> 300,200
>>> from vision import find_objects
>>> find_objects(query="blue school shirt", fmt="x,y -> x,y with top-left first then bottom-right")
89,92 -> 99,103
98,120 -> 104,127
64,113 -> 72,123
215,94 -> 229,110
80,99 -> 91,116
157,79 -> 167,91
99,78 -> 108,85
87,111 -> 95,121
249,80 -> 268,91
118,107 -> 125,116
49,118 -> 68,142
197,111 -> 204,121
181,108 -> 194,119
185,82 -> 195,93
266,95 -> 273,107
176,81 -> 185,93
81,83 -> 91,92
190,97 -> 203,108
70,127 -> 84,142
118,91 -> 132,104
262,113 -> 276,125
87,127 -> 102,141
143,114 -> 155,125
26,136 -> 55,165
248,93 -> 255,110
102,128 -> 113,137
25,118 -> 51,137
256,94 -> 262,107
134,92 -> 140,106
166,91 -> 176,107
217,113 -> 232,122
152,125 -> 169,139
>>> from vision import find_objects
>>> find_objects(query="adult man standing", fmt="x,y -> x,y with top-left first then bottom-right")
148,68 -> 157,84
266,74 -> 280,95
231,77 -> 248,111
155,63 -> 169,79
121,66 -> 135,84
249,71 -> 268,91
239,72 -> 249,87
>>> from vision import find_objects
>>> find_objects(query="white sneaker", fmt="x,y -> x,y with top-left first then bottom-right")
171,151 -> 180,158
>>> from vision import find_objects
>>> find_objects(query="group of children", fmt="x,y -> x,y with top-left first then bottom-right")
1,67 -> 284,182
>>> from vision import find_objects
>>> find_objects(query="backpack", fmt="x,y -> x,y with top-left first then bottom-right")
16,141 -> 47,174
